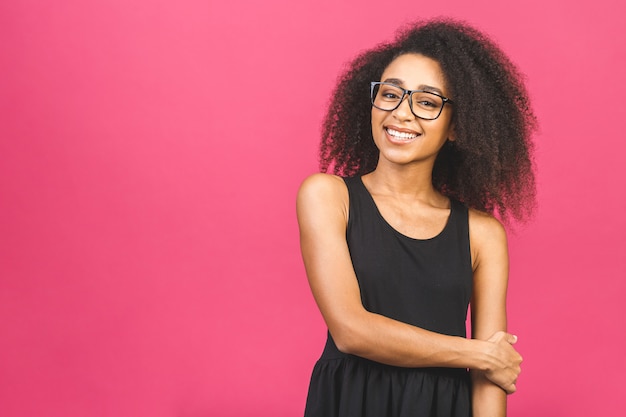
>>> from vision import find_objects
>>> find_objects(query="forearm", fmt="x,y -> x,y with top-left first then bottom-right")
332,310 -> 491,370
471,370 -> 507,417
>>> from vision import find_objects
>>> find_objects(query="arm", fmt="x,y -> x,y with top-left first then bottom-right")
468,210 -> 523,417
297,174 -> 522,377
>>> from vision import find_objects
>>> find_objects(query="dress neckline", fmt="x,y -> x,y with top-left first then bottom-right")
355,176 -> 454,242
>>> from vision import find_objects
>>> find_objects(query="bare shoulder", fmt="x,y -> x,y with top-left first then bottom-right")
297,173 -> 347,208
468,209 -> 506,241
296,173 -> 349,227
468,209 -> 508,269
298,172 -> 346,193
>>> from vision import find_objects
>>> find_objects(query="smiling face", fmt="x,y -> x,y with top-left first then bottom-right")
371,53 -> 454,169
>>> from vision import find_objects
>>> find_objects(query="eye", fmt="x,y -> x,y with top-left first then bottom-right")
375,83 -> 405,101
416,99 -> 437,108
413,93 -> 442,109
380,88 -> 402,100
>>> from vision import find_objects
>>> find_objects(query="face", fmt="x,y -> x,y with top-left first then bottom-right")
371,53 -> 454,169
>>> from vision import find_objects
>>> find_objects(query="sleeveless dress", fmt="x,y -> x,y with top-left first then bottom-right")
304,176 -> 474,417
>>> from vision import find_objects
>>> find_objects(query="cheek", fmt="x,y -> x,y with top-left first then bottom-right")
370,108 -> 387,127
370,111 -> 385,139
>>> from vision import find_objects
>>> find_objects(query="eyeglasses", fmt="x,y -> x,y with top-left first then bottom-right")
370,82 -> 453,120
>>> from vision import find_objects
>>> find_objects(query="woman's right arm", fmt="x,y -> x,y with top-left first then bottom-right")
297,173 -> 520,392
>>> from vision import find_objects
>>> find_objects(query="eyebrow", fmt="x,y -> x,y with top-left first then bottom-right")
382,78 -> 445,95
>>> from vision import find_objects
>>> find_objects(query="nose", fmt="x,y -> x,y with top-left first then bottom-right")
392,94 -> 415,120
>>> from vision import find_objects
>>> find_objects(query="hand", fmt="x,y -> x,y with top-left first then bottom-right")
482,331 -> 522,394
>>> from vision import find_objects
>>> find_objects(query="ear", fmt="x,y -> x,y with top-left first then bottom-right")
447,124 -> 456,142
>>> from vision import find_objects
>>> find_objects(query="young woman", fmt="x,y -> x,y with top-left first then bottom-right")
297,19 -> 536,417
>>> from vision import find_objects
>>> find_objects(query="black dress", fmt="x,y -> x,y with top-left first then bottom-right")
304,176 -> 473,417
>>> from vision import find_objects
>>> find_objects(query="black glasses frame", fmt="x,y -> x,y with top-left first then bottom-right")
370,82 -> 453,120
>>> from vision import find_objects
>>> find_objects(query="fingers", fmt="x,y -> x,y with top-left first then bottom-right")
485,369 -> 520,394
486,330 -> 518,345
495,331 -> 518,344
482,332 -> 523,393
505,334 -> 523,365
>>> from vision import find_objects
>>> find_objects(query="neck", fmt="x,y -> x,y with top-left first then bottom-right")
365,160 -> 439,200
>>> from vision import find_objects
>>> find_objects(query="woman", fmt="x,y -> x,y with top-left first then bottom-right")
297,19 -> 536,417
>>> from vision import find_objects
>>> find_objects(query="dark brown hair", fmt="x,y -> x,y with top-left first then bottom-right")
320,19 -> 537,223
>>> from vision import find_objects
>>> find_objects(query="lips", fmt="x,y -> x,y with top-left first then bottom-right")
385,127 -> 420,141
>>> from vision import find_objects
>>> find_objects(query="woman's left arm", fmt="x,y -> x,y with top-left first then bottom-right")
469,210 -> 520,417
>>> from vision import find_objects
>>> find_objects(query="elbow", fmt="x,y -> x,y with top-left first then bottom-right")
333,335 -> 356,355
329,319 -> 367,355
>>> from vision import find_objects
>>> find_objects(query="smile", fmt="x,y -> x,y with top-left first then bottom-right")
385,127 -> 420,140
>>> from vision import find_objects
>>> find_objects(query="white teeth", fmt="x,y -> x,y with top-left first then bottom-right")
386,128 -> 418,139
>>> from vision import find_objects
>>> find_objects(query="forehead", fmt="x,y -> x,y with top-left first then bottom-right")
380,53 -> 448,92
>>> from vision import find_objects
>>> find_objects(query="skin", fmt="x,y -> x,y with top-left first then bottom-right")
297,54 -> 522,417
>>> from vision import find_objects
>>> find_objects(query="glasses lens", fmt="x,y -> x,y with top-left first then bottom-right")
371,83 -> 446,120
411,92 -> 444,120
372,83 -> 404,111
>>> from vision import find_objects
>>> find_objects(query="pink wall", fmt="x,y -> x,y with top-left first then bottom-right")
1,0 -> 625,416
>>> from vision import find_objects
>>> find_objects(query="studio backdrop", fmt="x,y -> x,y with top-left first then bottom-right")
1,0 -> 625,416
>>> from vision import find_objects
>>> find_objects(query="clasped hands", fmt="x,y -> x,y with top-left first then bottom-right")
481,331 -> 523,394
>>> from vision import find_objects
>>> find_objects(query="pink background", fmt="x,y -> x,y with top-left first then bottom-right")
1,0 -> 625,416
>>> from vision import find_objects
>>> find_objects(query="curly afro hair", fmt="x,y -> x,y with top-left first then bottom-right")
320,18 -> 537,223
